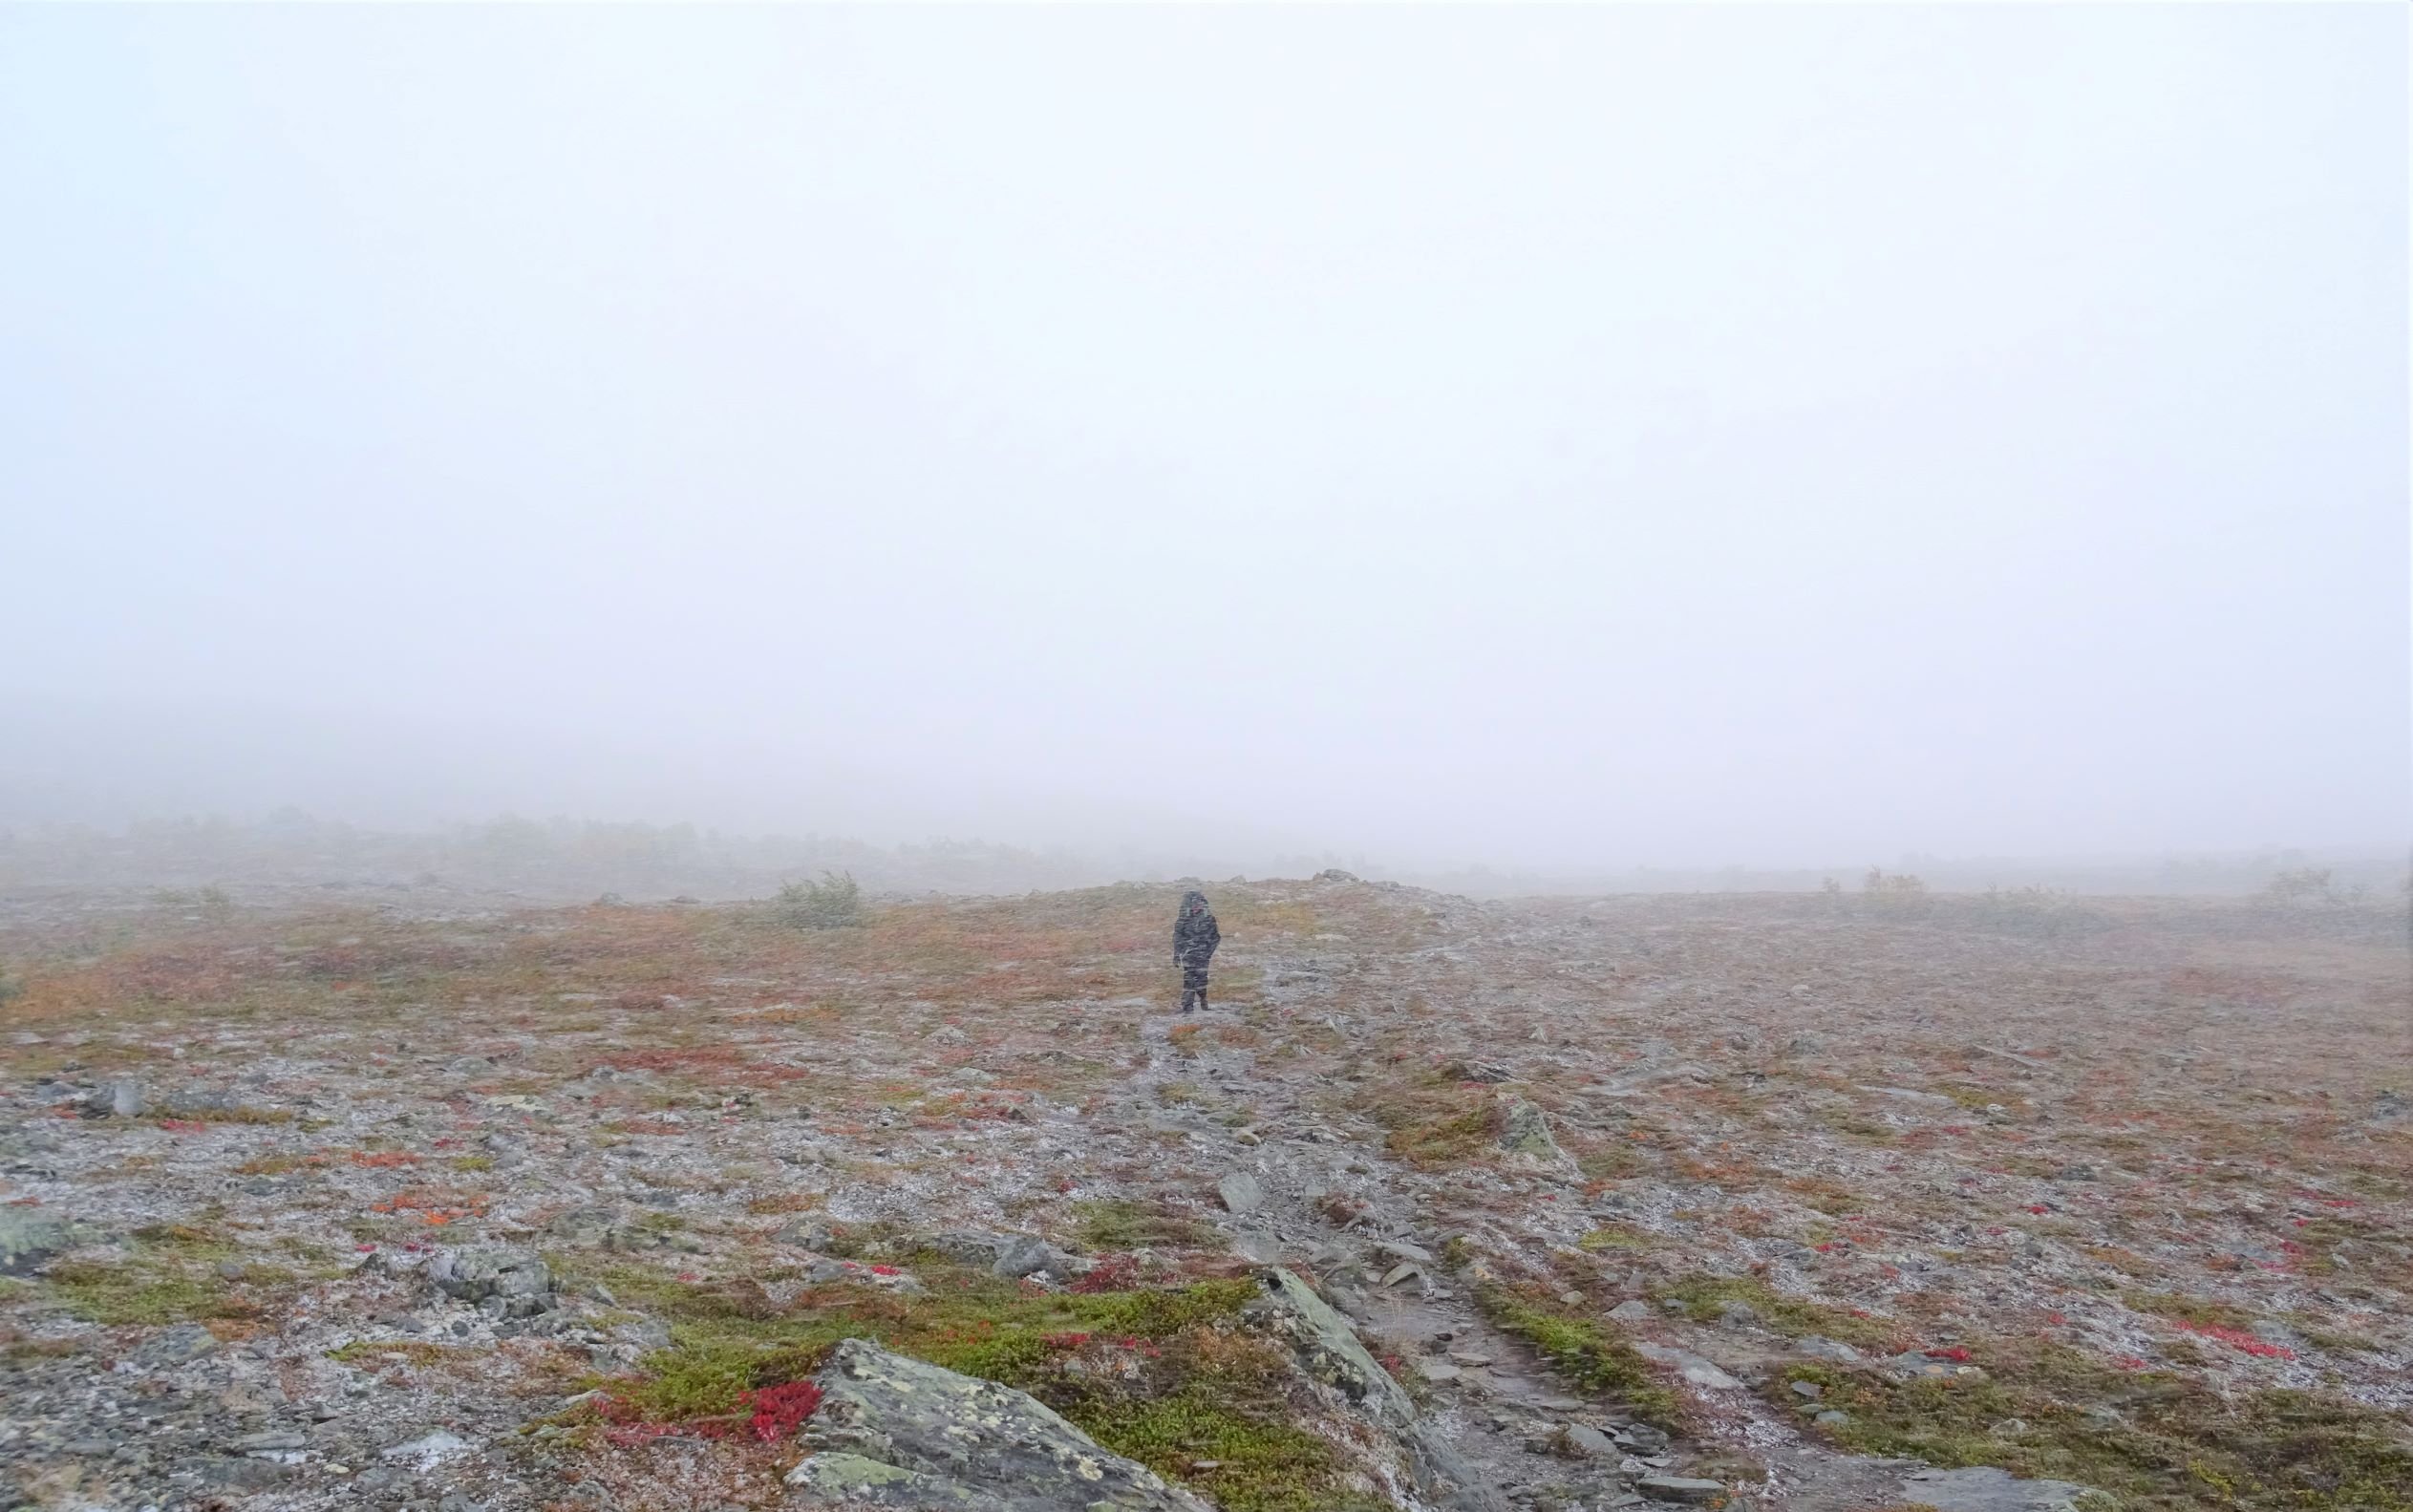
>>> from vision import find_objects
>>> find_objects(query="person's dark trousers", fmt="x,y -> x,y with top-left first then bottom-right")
1181,959 -> 1209,1012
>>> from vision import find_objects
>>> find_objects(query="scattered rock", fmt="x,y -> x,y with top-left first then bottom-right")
1607,1299 -> 1654,1324
785,1337 -> 1211,1510
1556,1424 -> 1619,1459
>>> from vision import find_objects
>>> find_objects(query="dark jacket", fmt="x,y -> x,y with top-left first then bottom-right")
1173,891 -> 1221,966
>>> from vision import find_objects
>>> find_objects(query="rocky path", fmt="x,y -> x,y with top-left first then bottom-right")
1113,923 -> 2085,1512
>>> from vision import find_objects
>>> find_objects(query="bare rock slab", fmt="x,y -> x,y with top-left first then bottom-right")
786,1337 -> 1210,1511
1899,1466 -> 2101,1512
1216,1170 -> 1264,1214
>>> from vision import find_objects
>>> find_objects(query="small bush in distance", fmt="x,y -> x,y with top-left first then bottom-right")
774,871 -> 863,929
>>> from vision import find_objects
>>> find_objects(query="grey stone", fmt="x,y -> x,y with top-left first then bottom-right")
1814,1409 -> 1850,1427
1899,1466 -> 2100,1512
133,1323 -> 221,1367
1607,1299 -> 1654,1324
200,1457 -> 288,1490
775,1218 -> 837,1250
1217,1171 -> 1264,1214
1615,1425 -> 1671,1454
786,1337 -> 1211,1510
545,1207 -> 623,1247
1789,1380 -> 1824,1399
380,1430 -> 473,1467
1634,1342 -> 1742,1390
1557,1424 -> 1619,1459
1636,1477 -> 1728,1504
427,1247 -> 552,1311
227,1431 -> 307,1453
924,1230 -> 1011,1266
1799,1336 -> 1864,1363
0,1208 -> 71,1277
992,1234 -> 1076,1281
1418,1361 -> 1464,1383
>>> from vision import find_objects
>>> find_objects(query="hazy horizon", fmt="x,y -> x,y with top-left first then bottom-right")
6,5 -> 2406,875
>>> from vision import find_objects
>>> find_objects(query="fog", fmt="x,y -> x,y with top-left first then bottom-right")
4,4 -> 2406,879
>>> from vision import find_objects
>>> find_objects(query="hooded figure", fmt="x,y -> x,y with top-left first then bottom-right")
1173,889 -> 1221,1012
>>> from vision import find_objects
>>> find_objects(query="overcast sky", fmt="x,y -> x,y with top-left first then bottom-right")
3,4 -> 2405,870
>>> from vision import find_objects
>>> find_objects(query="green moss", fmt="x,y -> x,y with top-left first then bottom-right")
1775,1342 -> 2413,1512
1075,1199 -> 1215,1251
1475,1284 -> 1682,1428
1577,1225 -> 1651,1251
1656,1274 -> 1901,1350
328,1339 -> 478,1367
1381,1097 -> 1501,1168
1082,1386 -> 1386,1512
45,1262 -> 242,1327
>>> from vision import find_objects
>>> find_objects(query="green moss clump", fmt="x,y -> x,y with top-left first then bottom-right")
1476,1284 -> 1681,1428
1577,1225 -> 1651,1251
1074,1199 -> 1215,1251
1655,1274 -> 1901,1350
45,1262 -> 243,1327
1776,1342 -> 2413,1512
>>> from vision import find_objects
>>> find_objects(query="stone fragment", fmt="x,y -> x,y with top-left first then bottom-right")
1637,1477 -> 1728,1504
1217,1171 -> 1264,1215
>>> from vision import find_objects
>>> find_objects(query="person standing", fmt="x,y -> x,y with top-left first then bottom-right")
1173,889 -> 1220,1012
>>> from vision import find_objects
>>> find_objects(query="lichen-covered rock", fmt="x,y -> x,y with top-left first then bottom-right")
0,1208 -> 72,1277
1498,1097 -> 1569,1164
1244,1268 -> 1505,1512
1246,1267 -> 1414,1425
785,1337 -> 1210,1511
426,1246 -> 552,1313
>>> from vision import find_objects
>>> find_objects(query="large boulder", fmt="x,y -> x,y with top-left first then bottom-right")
426,1246 -> 553,1317
783,1338 -> 1209,1511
